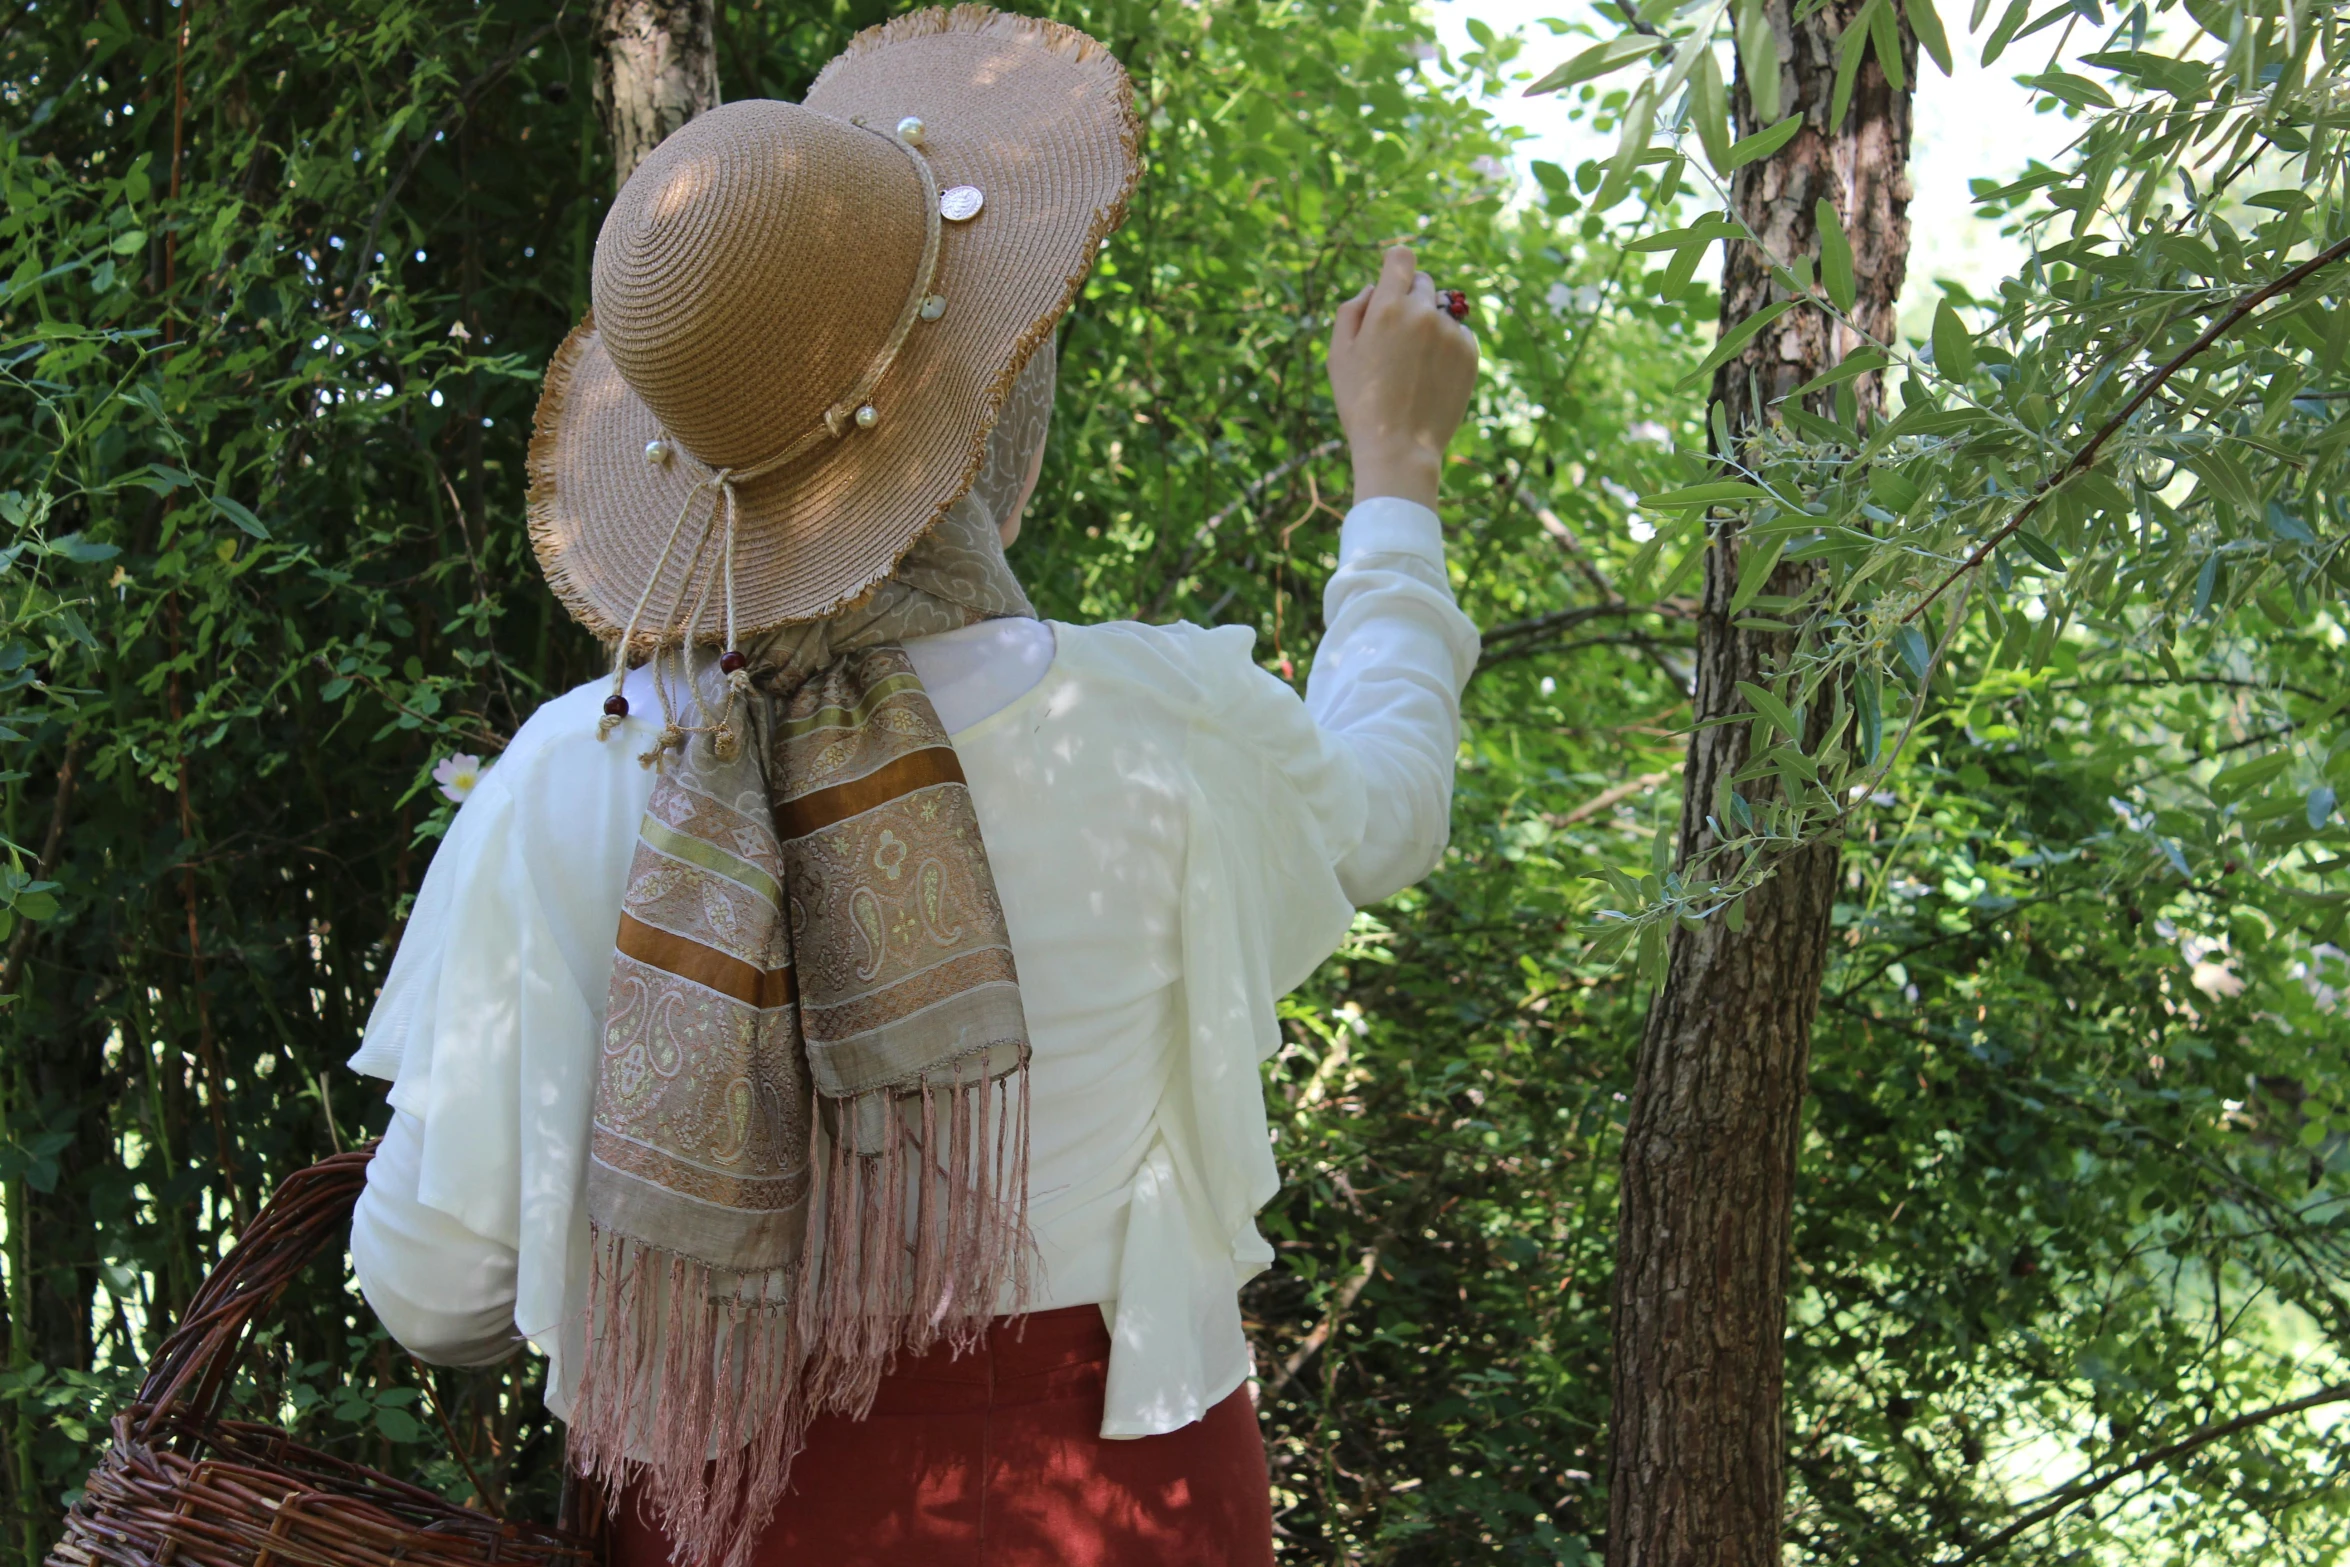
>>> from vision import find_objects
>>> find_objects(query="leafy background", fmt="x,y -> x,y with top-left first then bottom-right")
0,0 -> 2343,1564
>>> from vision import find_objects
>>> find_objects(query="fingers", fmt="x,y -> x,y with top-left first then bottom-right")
1407,268 -> 1437,312
1374,244 -> 1420,306
1333,283 -> 1372,347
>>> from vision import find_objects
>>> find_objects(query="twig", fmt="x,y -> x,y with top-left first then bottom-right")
344,12 -> 571,315
412,1360 -> 505,1517
0,731 -> 82,998
1550,770 -> 1674,828
1905,232 -> 2350,624
1948,1382 -> 2350,1565
1262,1242 -> 1385,1400
1147,438 -> 1344,619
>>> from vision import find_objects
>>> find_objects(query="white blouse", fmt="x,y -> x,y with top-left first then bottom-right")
348,496 -> 1479,1439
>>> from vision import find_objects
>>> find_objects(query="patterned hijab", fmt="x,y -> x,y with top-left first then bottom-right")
568,346 -> 1055,1567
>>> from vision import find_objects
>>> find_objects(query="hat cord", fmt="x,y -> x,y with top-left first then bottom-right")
599,119 -> 948,760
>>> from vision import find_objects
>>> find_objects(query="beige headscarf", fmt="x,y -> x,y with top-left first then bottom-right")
569,346 -> 1054,1567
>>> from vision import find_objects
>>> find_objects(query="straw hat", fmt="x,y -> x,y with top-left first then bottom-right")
528,6 -> 1138,645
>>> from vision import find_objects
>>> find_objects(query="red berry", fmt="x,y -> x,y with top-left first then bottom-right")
719,650 -> 747,674
602,694 -> 629,718
1443,289 -> 1470,321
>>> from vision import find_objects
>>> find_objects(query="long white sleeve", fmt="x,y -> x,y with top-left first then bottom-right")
350,1110 -> 523,1366
1303,497 -> 1481,906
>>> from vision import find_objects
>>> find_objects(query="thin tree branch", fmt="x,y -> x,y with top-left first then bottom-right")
1906,232 -> 2350,624
344,12 -> 573,315
1949,1382 -> 2350,1565
1146,438 -> 1344,620
0,730 -> 82,999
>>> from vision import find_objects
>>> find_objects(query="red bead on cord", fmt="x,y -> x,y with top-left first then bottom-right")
603,694 -> 629,718
719,651 -> 748,674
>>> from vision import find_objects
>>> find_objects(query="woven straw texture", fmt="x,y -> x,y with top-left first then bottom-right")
529,6 -> 1139,642
46,1148 -> 593,1567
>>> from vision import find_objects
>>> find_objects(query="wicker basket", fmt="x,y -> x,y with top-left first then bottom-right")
49,1147 -> 597,1567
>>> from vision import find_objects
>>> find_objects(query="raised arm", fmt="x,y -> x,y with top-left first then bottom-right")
1311,246 -> 1482,905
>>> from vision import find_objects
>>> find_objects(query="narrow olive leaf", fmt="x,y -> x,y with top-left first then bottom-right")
1870,0 -> 1906,90
1710,400 -> 1734,453
1663,235 -> 1710,298
1981,0 -> 2031,63
1857,665 -> 1884,763
210,494 -> 272,539
1831,1 -> 1873,126
1969,0 -> 1992,27
2013,528 -> 2066,571
2210,750 -> 2290,802
1815,199 -> 1857,312
1594,83 -> 1657,211
1728,535 -> 1789,615
1641,480 -> 1771,509
1736,0 -> 1782,123
1695,49 -> 1733,174
1525,34 -> 1660,96
1931,297 -> 1975,377
1626,217 -> 1743,252
1736,680 -> 1802,741
1893,623 -> 1932,682
1907,0 -> 1955,72
1780,346 -> 1888,402
1724,112 -> 1803,170
1677,296 -> 1800,390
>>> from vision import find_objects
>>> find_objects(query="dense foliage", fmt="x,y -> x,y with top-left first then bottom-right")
0,2 -> 2341,1566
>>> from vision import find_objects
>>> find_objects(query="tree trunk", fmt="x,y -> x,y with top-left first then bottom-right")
593,0 -> 720,191
1605,6 -> 1914,1564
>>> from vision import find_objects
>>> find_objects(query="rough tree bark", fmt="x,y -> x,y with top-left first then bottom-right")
594,0 -> 721,191
1605,5 -> 1915,1564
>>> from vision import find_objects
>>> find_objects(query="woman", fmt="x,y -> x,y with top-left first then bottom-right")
347,9 -> 1479,1565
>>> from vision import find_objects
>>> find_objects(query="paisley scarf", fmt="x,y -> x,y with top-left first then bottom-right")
569,347 -> 1056,1567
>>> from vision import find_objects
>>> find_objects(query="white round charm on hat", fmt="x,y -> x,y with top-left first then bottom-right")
939,185 -> 985,222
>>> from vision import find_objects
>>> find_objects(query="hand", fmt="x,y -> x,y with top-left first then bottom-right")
1327,246 -> 1480,511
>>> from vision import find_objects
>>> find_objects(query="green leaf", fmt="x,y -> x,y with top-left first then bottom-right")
1867,466 -> 1921,511
1906,0 -> 1955,73
1695,49 -> 1732,175
1525,34 -> 1662,96
2210,751 -> 2289,802
1736,679 -> 1802,741
1677,297 -> 1801,391
1981,0 -> 2034,64
1593,83 -> 1658,212
1870,0 -> 1906,90
46,533 -> 121,564
1735,0 -> 1781,122
375,1406 -> 425,1443
1857,666 -> 1884,763
1729,534 -> 1789,615
209,494 -> 271,539
1640,481 -> 1770,510
2309,784 -> 2338,830
1894,623 -> 1932,682
109,229 -> 147,255
1815,200 -> 1857,312
1626,218 -> 1744,253
1931,298 -> 1975,378
1781,347 -> 1889,403
2021,70 -> 2116,110
1832,0 -> 1875,126
2013,528 -> 2065,571
1724,113 -> 1803,171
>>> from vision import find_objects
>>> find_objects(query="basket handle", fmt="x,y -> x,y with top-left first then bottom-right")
135,1143 -> 379,1438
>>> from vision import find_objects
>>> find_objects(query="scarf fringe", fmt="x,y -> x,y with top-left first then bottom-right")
569,1059 -> 1031,1567
798,1056 -> 1035,1414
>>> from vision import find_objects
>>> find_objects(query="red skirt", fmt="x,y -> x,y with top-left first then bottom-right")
606,1305 -> 1275,1567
